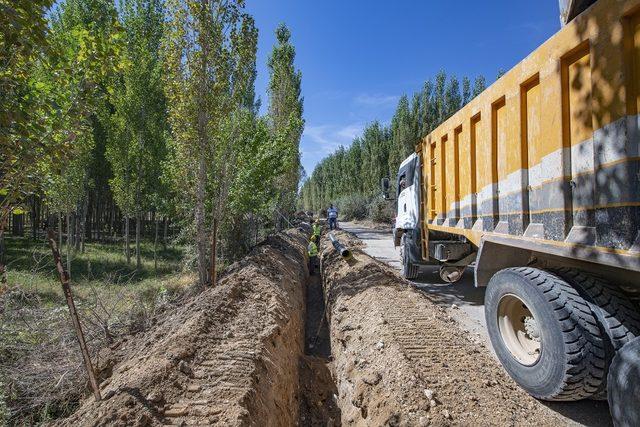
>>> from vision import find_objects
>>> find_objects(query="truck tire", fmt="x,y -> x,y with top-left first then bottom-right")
485,267 -> 606,401
552,268 -> 640,398
607,337 -> 640,427
400,234 -> 419,280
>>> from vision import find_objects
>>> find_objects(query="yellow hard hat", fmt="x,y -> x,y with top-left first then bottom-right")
310,235 -> 317,242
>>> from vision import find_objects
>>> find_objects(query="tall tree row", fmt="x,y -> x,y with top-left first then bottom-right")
300,72 -> 487,212
108,0 -> 167,269
163,1 -> 304,287
1,0 -> 306,287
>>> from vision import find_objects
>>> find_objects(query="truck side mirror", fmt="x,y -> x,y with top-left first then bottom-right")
381,177 -> 390,200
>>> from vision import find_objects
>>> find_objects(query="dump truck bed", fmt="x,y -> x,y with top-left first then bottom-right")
420,0 -> 640,276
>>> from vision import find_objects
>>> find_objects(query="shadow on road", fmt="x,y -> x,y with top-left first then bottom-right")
412,266 -> 485,308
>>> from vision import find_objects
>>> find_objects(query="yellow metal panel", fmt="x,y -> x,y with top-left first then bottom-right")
563,46 -> 593,147
470,114 -> 481,199
441,135 -> 449,217
454,127 -> 462,207
457,125 -> 471,201
492,99 -> 507,186
633,11 -> 640,114
428,140 -> 437,220
446,134 -> 456,214
476,112 -> 493,191
522,77 -> 542,168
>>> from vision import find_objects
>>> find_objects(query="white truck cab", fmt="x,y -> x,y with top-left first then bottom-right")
394,154 -> 420,232
386,153 -> 426,279
386,153 -> 470,282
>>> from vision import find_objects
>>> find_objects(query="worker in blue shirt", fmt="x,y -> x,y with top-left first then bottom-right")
327,204 -> 338,230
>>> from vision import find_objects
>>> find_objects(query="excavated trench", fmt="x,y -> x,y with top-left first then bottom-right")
298,272 -> 341,426
53,227 -> 577,426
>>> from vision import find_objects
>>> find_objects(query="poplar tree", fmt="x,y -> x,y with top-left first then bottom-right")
267,23 -> 304,226
41,0 -> 124,273
420,80 -> 435,137
472,75 -> 487,98
0,0 -> 56,283
164,0 -> 259,286
445,75 -> 462,119
108,0 -> 166,269
434,70 -> 447,126
389,95 -> 412,181
462,76 -> 471,106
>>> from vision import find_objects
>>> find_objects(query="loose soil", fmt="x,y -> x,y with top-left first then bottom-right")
55,226 -> 589,427
55,229 -> 308,426
320,230 -> 572,426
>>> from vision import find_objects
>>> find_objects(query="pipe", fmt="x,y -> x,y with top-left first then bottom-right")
329,233 -> 352,259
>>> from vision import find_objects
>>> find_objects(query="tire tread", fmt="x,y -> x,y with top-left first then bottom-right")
499,267 -> 606,400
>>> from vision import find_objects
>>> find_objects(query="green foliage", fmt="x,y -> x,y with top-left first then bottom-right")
336,194 -> 370,221
107,0 -> 167,218
0,0 -> 58,221
445,76 -> 462,119
268,23 -> 305,219
368,197 -> 395,223
39,0 -> 125,215
229,116 -> 298,216
462,76 -> 471,106
473,75 -> 487,98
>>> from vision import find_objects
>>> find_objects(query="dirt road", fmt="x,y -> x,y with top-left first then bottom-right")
339,221 -> 614,427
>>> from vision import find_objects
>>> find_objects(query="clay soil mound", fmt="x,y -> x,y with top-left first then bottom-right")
56,229 -> 308,427
320,231 -> 569,426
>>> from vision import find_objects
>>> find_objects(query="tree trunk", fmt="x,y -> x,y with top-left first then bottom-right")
195,151 -> 207,286
66,211 -> 72,278
31,196 -> 38,241
58,213 -> 63,252
79,196 -> 88,253
154,215 -> 159,274
109,200 -> 114,239
210,217 -> 218,287
12,213 -> 24,236
163,217 -> 168,250
125,214 -> 131,265
255,215 -> 260,247
46,227 -> 101,401
96,198 -> 101,242
0,211 -> 7,287
135,212 -> 141,270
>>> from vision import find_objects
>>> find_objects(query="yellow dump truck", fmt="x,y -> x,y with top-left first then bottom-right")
387,0 -> 640,419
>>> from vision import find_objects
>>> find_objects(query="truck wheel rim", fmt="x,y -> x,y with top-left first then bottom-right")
497,294 -> 541,366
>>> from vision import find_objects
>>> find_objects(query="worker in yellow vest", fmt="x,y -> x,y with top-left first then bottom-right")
308,235 -> 319,275
312,220 -> 321,240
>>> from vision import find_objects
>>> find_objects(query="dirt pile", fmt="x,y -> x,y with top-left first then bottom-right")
320,231 -> 568,426
56,229 -> 308,427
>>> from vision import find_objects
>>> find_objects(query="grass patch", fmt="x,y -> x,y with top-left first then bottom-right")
1,235 -> 192,424
4,235 -> 188,306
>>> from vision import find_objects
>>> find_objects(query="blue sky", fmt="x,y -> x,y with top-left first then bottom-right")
249,1 -> 561,176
